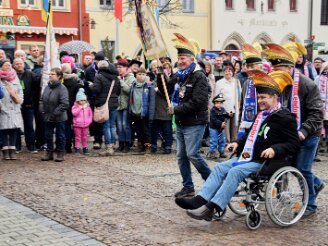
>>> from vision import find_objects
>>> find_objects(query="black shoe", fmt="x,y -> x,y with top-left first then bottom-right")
122,142 -> 130,153
163,149 -> 171,154
315,183 -> 325,198
174,187 -> 195,198
66,148 -> 72,154
186,205 -> 214,221
150,147 -> 157,154
303,209 -> 316,217
175,195 -> 207,210
83,147 -> 90,155
118,141 -> 124,152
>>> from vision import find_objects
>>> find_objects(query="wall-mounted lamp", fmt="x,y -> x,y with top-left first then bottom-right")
90,18 -> 97,29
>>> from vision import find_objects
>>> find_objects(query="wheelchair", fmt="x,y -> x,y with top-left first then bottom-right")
213,157 -> 309,230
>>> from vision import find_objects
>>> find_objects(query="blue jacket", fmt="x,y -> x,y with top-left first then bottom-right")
129,81 -> 155,120
0,84 -> 4,99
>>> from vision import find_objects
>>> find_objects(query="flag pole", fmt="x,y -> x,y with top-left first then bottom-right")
115,18 -> 120,57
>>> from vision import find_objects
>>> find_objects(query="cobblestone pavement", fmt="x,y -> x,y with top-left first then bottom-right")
0,149 -> 327,245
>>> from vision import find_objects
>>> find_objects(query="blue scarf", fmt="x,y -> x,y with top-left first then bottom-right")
238,79 -> 257,138
171,83 -> 180,106
176,62 -> 196,83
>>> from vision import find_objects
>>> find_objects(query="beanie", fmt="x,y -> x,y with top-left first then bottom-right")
76,88 -> 87,101
94,52 -> 105,61
61,55 -> 75,71
0,59 -> 10,68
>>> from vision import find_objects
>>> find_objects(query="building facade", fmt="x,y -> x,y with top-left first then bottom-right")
87,0 -> 211,62
0,0 -> 89,57
312,0 -> 328,56
211,0 -> 311,51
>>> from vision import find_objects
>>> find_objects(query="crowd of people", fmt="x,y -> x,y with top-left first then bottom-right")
0,34 -> 327,220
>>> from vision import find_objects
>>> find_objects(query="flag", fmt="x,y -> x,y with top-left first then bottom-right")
41,0 -> 60,93
115,0 -> 123,22
134,0 -> 168,60
41,0 -> 50,22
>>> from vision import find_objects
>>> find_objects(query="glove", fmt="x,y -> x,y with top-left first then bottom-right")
168,106 -> 174,115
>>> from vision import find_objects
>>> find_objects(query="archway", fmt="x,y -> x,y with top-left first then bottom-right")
221,32 -> 245,50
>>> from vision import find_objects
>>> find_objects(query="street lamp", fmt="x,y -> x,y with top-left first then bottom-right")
90,18 -> 97,30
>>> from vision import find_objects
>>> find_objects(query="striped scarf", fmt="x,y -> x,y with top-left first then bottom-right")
0,69 -> 17,82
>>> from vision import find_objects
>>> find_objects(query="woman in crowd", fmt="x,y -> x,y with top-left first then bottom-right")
0,59 -> 23,160
39,67 -> 69,162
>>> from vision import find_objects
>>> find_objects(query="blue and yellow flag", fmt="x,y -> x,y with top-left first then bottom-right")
41,0 -> 50,22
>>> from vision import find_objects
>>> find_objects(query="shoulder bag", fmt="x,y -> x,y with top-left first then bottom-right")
93,80 -> 115,123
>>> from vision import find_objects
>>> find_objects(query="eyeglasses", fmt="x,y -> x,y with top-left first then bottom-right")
314,61 -> 322,64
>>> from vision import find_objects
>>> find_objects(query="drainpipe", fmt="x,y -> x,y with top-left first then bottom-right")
78,0 -> 83,41
309,0 -> 313,60
209,0 -> 213,50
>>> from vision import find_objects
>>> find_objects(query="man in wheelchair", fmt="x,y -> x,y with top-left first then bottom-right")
175,70 -> 300,221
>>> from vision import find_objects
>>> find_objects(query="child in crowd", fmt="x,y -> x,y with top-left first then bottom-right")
206,94 -> 228,159
72,88 -> 93,155
129,67 -> 155,152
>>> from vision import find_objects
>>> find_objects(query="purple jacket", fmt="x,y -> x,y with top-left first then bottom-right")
72,102 -> 93,128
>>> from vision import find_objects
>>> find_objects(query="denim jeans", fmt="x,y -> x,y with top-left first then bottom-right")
199,157 -> 261,209
176,124 -> 211,190
296,135 -> 323,211
0,129 -> 18,149
151,119 -> 173,150
209,128 -> 226,154
117,109 -> 131,143
103,110 -> 118,145
44,121 -> 66,151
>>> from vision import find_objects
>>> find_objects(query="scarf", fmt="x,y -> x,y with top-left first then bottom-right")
233,103 -> 281,167
176,62 -> 196,83
317,73 -> 328,126
304,64 -> 309,77
290,69 -> 301,130
0,69 -> 17,82
171,83 -> 180,106
238,79 -> 257,138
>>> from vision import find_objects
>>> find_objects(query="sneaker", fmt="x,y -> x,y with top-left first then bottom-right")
74,148 -> 81,155
83,147 -> 90,155
28,150 -> 38,154
303,209 -> 316,217
40,144 -> 48,151
93,143 -> 101,150
315,183 -> 325,198
174,187 -> 195,198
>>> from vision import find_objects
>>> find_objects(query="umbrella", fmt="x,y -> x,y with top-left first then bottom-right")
58,40 -> 94,54
202,52 -> 218,59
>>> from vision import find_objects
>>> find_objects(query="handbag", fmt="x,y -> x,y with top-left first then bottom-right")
93,80 -> 115,123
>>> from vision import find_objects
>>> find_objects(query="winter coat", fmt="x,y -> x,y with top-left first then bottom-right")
39,80 -> 69,122
236,108 -> 300,162
72,102 -> 93,128
118,72 -> 135,110
63,74 -> 82,109
129,81 -> 156,120
282,73 -> 323,138
236,71 -> 248,88
16,70 -> 41,108
153,81 -> 172,121
158,63 -> 210,126
209,107 -> 227,132
0,84 -> 4,99
90,67 -> 121,111
0,77 -> 24,130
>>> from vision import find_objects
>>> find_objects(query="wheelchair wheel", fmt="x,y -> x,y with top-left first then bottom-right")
245,210 -> 261,230
212,208 -> 226,220
265,167 -> 308,227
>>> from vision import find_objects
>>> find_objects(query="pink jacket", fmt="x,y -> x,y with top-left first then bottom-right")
72,102 -> 93,128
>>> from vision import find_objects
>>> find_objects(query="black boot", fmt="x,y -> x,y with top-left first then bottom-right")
122,142 -> 130,153
2,149 -> 10,160
8,149 -> 17,160
118,141 -> 124,152
175,195 -> 207,210
41,150 -> 54,161
55,150 -> 64,162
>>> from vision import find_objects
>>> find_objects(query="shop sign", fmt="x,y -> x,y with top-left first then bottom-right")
0,16 -> 14,26
16,15 -> 30,26
0,9 -> 13,17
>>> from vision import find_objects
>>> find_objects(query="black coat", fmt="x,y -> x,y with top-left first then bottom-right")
236,108 -> 300,162
158,64 -> 210,126
90,67 -> 121,110
16,70 -> 41,108
39,81 -> 69,122
209,106 -> 227,131
63,76 -> 82,109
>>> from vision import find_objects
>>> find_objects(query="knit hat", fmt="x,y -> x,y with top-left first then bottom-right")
76,88 -> 87,101
0,59 -> 10,68
212,93 -> 225,103
61,55 -> 75,71
94,52 -> 105,61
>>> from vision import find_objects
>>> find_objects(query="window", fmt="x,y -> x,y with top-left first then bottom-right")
268,0 -> 275,11
321,0 -> 328,25
100,0 -> 113,10
290,0 -> 297,11
246,0 -> 255,10
0,0 -> 9,7
20,0 -> 36,7
157,0 -> 169,10
52,0 -> 65,9
182,0 -> 194,13
226,0 -> 233,9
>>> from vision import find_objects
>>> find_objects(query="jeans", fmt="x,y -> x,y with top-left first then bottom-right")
0,129 -> 18,149
296,135 -> 323,211
103,110 -> 118,145
44,121 -> 66,151
151,119 -> 173,150
209,128 -> 226,154
117,109 -> 131,143
176,124 -> 211,190
199,157 -> 261,209
22,107 -> 36,151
